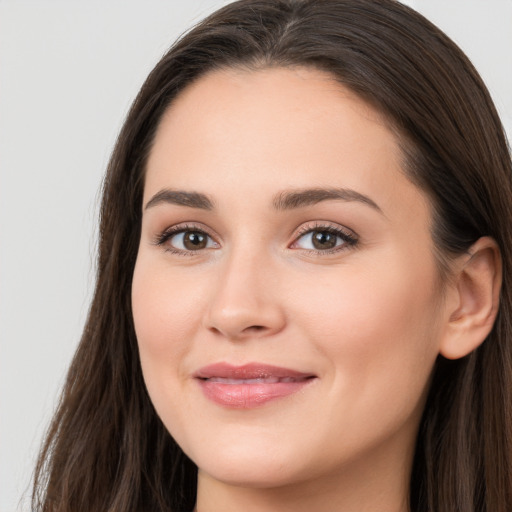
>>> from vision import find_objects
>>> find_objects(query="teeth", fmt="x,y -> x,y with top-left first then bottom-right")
207,377 -> 292,384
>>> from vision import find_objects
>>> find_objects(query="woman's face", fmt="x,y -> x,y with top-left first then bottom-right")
132,67 -> 448,490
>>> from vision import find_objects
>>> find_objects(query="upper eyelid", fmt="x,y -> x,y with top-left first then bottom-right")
293,221 -> 358,239
157,220 -> 355,235
162,222 -> 217,238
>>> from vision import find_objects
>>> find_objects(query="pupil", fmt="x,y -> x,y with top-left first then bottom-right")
184,231 -> 206,250
312,231 -> 336,250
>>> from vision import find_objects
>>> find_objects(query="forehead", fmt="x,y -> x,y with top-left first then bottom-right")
144,66 -> 429,225
150,67 -> 393,171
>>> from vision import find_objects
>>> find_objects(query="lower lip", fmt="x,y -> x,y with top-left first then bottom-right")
198,379 -> 314,409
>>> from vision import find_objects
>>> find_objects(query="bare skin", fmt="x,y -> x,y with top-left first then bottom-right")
132,67 -> 501,512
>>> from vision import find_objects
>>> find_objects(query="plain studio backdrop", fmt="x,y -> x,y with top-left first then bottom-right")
0,1 -> 510,510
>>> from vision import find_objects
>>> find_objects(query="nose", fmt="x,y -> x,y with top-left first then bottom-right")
203,249 -> 286,341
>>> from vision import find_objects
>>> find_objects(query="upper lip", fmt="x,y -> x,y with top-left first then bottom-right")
195,362 -> 316,381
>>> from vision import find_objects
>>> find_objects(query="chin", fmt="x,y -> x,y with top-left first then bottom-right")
183,433 -> 312,488
197,460 -> 304,489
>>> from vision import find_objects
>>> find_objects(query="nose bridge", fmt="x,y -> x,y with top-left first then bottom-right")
204,238 -> 285,339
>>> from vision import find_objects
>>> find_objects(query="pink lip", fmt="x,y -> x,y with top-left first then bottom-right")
195,363 -> 316,409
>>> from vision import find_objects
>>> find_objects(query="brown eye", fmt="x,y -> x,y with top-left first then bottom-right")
311,231 -> 337,250
292,225 -> 358,253
183,231 -> 208,250
164,229 -> 217,252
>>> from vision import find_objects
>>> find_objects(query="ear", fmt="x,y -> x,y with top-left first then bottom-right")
440,236 -> 502,360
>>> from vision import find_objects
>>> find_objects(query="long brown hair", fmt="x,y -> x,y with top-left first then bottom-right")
32,1 -> 512,510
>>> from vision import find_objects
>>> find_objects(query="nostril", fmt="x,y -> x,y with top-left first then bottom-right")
207,324 -> 265,337
244,325 -> 265,332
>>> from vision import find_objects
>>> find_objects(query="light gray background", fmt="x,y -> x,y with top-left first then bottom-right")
1,1 -> 510,511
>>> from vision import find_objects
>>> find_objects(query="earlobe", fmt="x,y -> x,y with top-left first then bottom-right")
439,237 -> 502,360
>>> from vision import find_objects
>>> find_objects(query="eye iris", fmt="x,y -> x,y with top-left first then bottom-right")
312,230 -> 337,250
183,231 -> 207,250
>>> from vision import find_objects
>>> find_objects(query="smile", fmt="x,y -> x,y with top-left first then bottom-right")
195,363 -> 316,409
206,377 -> 304,384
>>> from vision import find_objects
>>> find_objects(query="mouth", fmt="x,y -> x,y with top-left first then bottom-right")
194,363 -> 317,409
205,376 -> 307,384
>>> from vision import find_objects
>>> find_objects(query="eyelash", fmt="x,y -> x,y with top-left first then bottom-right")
153,223 -> 217,256
292,222 -> 359,255
153,222 -> 359,256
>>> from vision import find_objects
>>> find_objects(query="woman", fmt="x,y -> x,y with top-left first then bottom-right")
32,0 -> 512,511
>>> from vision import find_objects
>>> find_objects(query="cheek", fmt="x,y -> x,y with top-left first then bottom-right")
283,258 -> 442,460
131,256 -> 203,397
290,253 -> 441,396
131,255 -> 214,446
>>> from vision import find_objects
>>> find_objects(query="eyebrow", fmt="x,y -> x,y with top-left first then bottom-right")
144,186 -> 382,214
144,189 -> 214,211
272,187 -> 382,213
